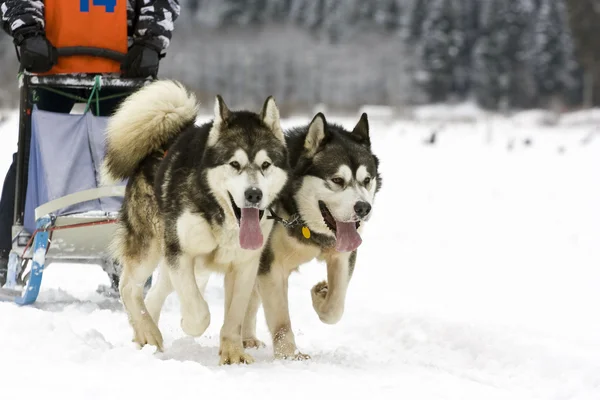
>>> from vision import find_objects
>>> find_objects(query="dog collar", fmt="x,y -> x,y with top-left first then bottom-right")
267,208 -> 311,238
267,207 -> 301,228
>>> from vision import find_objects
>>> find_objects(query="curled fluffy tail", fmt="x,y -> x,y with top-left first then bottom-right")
101,80 -> 199,184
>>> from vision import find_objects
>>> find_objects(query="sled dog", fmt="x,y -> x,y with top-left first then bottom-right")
101,80 -> 289,365
245,112 -> 382,359
145,111 -> 381,360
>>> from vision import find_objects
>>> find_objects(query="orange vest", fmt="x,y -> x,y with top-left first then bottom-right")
43,0 -> 128,74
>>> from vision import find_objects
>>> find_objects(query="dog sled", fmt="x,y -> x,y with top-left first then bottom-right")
0,47 -> 150,305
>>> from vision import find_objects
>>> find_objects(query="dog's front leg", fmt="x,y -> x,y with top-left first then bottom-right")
219,259 -> 261,365
145,259 -> 211,326
257,266 -> 309,360
242,284 -> 266,349
311,250 -> 356,324
167,253 -> 211,337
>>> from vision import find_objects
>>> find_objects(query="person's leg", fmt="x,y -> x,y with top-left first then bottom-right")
0,152 -> 17,286
34,87 -> 77,113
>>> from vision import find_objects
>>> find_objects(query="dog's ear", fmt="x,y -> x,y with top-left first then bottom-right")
304,112 -> 327,157
350,113 -> 370,147
208,95 -> 230,146
214,95 -> 230,124
261,96 -> 285,145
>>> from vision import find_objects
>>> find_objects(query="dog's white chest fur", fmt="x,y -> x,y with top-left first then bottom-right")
176,209 -> 274,269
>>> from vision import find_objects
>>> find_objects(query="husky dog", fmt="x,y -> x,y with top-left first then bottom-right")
101,80 -> 289,365
243,112 -> 382,359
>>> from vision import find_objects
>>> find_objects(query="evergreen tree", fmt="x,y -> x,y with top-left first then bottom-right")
472,0 -> 535,110
450,0 -> 478,97
565,0 -> 600,106
531,0 -> 578,106
374,0 -> 401,32
419,0 -> 457,102
406,0 -> 428,43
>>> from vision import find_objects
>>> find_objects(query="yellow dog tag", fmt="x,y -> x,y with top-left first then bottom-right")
302,226 -> 311,239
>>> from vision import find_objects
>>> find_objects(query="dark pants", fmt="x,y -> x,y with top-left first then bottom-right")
0,87 -> 129,255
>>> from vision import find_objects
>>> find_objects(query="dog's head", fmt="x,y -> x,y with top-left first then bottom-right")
204,95 -> 289,250
293,112 -> 381,253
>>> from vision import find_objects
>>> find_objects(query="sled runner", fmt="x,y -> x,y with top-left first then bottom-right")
0,47 -> 150,305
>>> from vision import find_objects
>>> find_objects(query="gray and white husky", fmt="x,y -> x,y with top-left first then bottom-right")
145,111 -> 382,361
101,80 -> 289,365
244,112 -> 382,359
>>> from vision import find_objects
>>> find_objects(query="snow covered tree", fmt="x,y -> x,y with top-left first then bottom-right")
450,0 -> 479,97
418,0 -> 456,102
565,0 -> 600,107
531,0 -> 579,108
406,0 -> 428,43
472,0 -> 535,110
374,0 -> 401,32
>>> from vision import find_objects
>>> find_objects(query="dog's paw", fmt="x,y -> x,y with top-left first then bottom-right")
313,280 -> 329,294
275,350 -> 311,361
273,329 -> 308,361
243,337 -> 266,349
311,280 -> 328,313
312,281 -> 328,299
180,312 -> 210,337
132,318 -> 164,351
311,281 -> 344,324
219,340 -> 255,365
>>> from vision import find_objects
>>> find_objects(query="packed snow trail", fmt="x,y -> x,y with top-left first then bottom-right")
0,107 -> 599,400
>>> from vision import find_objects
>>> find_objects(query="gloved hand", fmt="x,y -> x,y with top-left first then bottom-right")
13,27 -> 58,73
120,41 -> 161,78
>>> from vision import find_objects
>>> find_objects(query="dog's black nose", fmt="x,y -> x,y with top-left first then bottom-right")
354,201 -> 371,218
245,187 -> 263,204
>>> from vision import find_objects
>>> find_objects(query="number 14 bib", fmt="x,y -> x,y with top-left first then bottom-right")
43,0 -> 128,74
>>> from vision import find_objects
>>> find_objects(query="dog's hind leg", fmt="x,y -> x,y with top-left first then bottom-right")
145,260 -> 173,325
311,250 -> 356,324
167,253 -> 211,337
242,284 -> 265,349
119,243 -> 164,351
219,257 -> 261,365
257,266 -> 309,360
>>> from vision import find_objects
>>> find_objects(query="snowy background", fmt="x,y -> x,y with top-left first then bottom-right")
0,0 -> 595,113
0,104 -> 599,399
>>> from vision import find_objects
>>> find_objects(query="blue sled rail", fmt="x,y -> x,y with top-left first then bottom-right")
0,216 -> 51,305
0,186 -> 125,305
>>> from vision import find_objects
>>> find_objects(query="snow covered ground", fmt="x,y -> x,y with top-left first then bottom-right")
0,105 -> 599,400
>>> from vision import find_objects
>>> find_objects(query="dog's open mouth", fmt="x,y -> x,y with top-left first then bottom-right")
318,200 -> 362,253
318,201 -> 360,232
229,193 -> 265,224
229,193 -> 265,250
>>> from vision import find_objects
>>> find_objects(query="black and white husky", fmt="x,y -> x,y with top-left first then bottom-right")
244,112 -> 383,359
101,80 -> 289,365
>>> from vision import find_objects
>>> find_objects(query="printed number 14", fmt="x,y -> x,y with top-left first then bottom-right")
80,0 -> 116,13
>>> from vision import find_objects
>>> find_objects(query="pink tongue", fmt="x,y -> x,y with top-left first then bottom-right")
240,208 -> 263,250
335,221 -> 362,252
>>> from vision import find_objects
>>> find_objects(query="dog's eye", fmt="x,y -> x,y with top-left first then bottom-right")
364,177 -> 371,186
332,177 -> 344,186
230,161 -> 241,170
261,161 -> 271,170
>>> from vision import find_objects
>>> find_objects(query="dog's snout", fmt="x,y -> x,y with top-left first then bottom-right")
245,187 -> 263,204
354,201 -> 371,218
